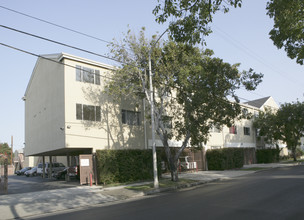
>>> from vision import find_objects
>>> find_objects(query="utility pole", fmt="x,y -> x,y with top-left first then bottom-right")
148,28 -> 169,189
148,53 -> 159,189
11,136 -> 13,165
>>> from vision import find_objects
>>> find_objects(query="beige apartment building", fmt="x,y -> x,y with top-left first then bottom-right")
24,53 -> 148,165
205,96 -> 284,150
24,53 -> 283,167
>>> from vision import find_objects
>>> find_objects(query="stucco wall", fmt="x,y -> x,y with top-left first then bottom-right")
206,105 -> 257,149
25,58 -> 65,156
63,58 -> 146,152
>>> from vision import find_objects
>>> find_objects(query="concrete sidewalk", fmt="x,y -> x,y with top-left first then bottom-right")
0,163 -> 300,219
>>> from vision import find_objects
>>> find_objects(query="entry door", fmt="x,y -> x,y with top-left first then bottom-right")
79,154 -> 95,185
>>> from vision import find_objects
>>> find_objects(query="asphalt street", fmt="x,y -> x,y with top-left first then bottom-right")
31,165 -> 304,220
6,175 -> 79,194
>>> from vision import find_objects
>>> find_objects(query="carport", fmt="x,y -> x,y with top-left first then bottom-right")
28,148 -> 96,185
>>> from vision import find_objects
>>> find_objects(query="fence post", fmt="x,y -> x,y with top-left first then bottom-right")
3,158 -> 8,194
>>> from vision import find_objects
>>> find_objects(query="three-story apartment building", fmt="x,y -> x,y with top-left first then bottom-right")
24,53 -> 283,167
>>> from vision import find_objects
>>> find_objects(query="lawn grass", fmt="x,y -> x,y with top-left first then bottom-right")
125,178 -> 198,192
281,159 -> 304,164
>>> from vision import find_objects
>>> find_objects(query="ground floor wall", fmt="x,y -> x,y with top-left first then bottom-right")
0,165 -> 15,176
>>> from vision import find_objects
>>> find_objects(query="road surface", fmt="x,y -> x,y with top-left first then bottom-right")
31,165 -> 304,220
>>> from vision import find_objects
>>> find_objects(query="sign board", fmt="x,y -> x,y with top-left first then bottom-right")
80,159 -> 90,166
79,154 -> 96,185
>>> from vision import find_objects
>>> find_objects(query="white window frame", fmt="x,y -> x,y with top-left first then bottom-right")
244,127 -> 251,136
122,109 -> 141,126
76,103 -> 101,122
76,65 -> 100,85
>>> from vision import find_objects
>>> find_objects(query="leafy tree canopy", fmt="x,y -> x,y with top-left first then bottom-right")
0,143 -> 11,164
267,0 -> 304,65
153,0 -> 304,64
153,0 -> 242,45
254,101 -> 304,161
107,28 -> 263,181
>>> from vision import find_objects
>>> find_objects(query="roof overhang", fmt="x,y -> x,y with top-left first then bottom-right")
26,148 -> 93,157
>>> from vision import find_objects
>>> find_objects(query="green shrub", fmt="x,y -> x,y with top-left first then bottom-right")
206,148 -> 244,170
256,148 -> 280,163
296,147 -> 304,158
96,149 -> 161,185
243,148 -> 256,164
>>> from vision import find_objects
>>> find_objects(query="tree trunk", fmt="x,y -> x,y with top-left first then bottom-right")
292,148 -> 297,161
171,169 -> 179,182
167,156 -> 179,182
155,118 -> 191,182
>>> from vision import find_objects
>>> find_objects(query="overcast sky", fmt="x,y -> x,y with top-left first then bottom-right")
0,1 -> 303,150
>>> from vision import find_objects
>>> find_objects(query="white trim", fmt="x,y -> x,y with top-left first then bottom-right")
24,53 -> 116,97
148,139 -> 183,148
224,142 -> 256,148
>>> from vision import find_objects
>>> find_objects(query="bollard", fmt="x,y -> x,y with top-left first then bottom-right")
90,173 -> 92,186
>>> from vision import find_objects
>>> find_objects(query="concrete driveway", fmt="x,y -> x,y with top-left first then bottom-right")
6,174 -> 80,194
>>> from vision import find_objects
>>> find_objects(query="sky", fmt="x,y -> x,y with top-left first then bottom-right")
0,1 -> 303,150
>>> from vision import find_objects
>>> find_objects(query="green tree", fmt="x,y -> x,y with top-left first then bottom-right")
153,0 -> 304,64
153,0 -> 242,45
253,108 -> 281,147
267,0 -> 304,65
254,101 -> 304,161
107,29 -> 262,181
0,143 -> 12,165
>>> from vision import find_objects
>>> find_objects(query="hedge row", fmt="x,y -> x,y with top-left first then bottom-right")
96,149 -> 161,185
96,148 -> 281,181
256,148 -> 280,163
206,148 -> 281,170
206,148 -> 244,170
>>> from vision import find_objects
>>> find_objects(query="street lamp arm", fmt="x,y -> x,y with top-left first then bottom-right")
150,27 -> 169,54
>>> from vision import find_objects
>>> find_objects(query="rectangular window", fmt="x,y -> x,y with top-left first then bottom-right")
211,146 -> 221,149
75,65 -> 100,85
244,127 -> 250,136
122,109 -> 141,126
95,70 -> 100,85
229,126 -> 237,134
95,106 -> 101,121
76,65 -> 82,82
83,105 -> 95,121
256,128 -> 260,137
76,104 -> 101,122
210,125 -> 221,133
76,103 -> 82,120
83,67 -> 94,84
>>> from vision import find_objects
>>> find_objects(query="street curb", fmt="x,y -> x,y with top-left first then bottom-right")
143,178 -> 223,195
142,165 -> 292,195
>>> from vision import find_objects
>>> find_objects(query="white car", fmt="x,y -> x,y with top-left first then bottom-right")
37,162 -> 66,176
25,167 -> 37,177
179,156 -> 197,170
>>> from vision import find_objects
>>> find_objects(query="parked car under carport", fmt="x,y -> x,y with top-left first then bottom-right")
53,166 -> 80,180
16,167 -> 32,175
25,167 -> 37,177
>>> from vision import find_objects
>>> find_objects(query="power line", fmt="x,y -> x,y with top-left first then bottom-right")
0,24 -> 150,71
0,5 -> 111,45
210,24 -> 303,105
0,41 -> 277,111
0,42 -> 114,81
0,24 -> 125,66
0,5 -> 134,53
212,24 -> 304,88
1,5 -> 295,104
0,42 -> 148,97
